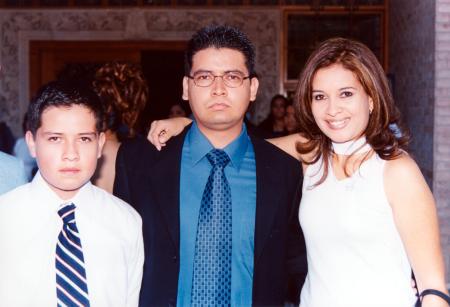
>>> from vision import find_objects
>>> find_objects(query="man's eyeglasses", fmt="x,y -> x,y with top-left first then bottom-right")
188,71 -> 251,88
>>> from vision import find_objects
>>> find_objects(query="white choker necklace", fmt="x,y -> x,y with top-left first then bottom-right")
332,137 -> 372,155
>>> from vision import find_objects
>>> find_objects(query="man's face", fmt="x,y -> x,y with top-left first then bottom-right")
26,105 -> 105,200
182,47 -> 259,138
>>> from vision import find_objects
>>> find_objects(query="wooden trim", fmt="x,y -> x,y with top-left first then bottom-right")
281,7 -> 387,93
384,0 -> 389,71
281,8 -> 289,93
0,1 -> 387,8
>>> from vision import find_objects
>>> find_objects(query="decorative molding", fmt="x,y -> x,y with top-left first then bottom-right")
0,8 -> 280,135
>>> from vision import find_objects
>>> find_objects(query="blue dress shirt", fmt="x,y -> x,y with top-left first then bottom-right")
177,121 -> 257,307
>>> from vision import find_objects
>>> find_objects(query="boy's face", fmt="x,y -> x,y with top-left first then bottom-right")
26,105 -> 105,200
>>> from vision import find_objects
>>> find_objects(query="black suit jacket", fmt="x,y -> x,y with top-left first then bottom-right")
114,127 -> 306,307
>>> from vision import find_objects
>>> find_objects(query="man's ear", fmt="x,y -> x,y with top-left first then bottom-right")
25,131 -> 37,158
182,76 -> 189,101
97,132 -> 106,159
249,77 -> 259,102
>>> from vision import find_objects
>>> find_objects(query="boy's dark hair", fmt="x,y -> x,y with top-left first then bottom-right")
27,80 -> 105,135
185,25 -> 256,77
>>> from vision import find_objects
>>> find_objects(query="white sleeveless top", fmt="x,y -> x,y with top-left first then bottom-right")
299,153 -> 417,307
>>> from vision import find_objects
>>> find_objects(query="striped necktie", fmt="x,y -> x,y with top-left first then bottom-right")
55,203 -> 90,307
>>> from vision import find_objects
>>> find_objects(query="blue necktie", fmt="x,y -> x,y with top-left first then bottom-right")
55,203 -> 90,307
191,149 -> 232,307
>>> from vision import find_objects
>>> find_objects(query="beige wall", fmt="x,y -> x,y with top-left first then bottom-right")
435,0 -> 450,284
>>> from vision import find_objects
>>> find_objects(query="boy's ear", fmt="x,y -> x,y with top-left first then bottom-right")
25,131 -> 37,158
97,132 -> 106,159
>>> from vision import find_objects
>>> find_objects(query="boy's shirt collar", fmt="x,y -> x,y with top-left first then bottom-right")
31,171 -> 93,212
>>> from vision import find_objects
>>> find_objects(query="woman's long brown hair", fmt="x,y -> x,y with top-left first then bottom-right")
295,37 -> 409,187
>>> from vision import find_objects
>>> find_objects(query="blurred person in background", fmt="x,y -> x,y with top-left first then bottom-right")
13,112 -> 37,181
168,102 -> 190,119
257,94 -> 288,138
284,102 -> 300,134
92,61 -> 149,193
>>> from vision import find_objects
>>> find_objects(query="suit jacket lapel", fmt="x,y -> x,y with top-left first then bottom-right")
147,126 -> 192,251
252,137 -> 280,263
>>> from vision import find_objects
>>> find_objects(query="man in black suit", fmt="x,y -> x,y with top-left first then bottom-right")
114,25 -> 306,306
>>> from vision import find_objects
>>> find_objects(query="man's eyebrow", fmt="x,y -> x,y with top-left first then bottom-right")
192,69 -> 246,74
192,69 -> 212,74
224,70 -> 246,75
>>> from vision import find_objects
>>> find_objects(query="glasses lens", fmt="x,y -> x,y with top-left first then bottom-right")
192,72 -> 245,87
193,72 -> 214,87
223,72 -> 244,88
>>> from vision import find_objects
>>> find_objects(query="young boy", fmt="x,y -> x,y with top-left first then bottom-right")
0,81 -> 144,306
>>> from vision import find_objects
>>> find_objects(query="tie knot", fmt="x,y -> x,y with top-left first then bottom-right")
206,149 -> 230,168
58,203 -> 76,224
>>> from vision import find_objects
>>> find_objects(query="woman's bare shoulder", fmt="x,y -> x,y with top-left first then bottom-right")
267,133 -> 315,162
384,152 -> 421,179
384,152 -> 432,209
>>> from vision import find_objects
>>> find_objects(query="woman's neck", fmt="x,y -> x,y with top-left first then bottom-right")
332,136 -> 371,156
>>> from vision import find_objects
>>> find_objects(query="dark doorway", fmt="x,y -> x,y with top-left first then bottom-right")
141,49 -> 187,124
29,40 -> 187,135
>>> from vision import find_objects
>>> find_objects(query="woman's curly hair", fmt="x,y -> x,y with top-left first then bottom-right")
93,61 -> 149,138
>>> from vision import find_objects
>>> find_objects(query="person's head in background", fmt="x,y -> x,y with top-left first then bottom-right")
269,94 -> 288,122
182,25 -> 259,147
284,102 -> 299,134
168,103 -> 189,119
93,61 -> 149,141
257,94 -> 288,137
25,80 -> 105,200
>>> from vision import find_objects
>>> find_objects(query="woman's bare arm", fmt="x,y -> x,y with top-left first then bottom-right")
147,117 -> 192,150
147,118 -> 311,166
385,154 -> 448,307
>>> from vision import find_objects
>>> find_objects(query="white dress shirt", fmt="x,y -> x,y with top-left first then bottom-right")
0,172 -> 144,307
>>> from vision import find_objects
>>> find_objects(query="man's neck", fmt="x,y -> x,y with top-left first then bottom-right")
196,124 -> 243,149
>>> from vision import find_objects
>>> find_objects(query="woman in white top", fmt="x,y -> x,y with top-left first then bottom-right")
148,38 -> 448,307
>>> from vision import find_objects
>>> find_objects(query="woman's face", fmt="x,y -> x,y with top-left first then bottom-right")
271,98 -> 286,120
284,105 -> 298,133
310,63 -> 373,143
169,104 -> 187,118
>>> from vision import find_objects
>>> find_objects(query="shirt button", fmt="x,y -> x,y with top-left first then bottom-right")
172,255 -> 177,262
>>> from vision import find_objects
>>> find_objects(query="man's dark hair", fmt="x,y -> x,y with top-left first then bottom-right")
27,80 -> 105,135
185,25 -> 256,77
